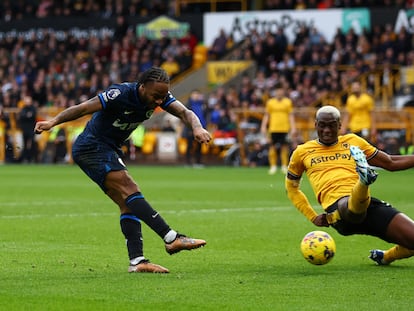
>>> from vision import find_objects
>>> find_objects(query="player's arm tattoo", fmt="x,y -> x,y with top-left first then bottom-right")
52,97 -> 101,126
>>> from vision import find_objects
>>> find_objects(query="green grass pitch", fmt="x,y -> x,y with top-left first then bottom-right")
1,164 -> 414,310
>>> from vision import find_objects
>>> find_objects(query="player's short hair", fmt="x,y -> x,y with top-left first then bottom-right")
138,67 -> 170,85
316,105 -> 341,120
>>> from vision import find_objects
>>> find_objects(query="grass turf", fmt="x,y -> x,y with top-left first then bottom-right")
1,164 -> 414,310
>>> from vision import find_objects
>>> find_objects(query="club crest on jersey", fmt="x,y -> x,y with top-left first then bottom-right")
146,110 -> 154,118
103,88 -> 121,102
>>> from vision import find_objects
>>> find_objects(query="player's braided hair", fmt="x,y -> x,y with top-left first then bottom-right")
138,66 -> 170,85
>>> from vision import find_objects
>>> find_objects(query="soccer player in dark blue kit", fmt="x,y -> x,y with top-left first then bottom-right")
34,67 -> 211,273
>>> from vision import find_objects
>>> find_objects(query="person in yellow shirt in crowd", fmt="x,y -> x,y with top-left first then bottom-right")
341,80 -> 376,141
286,105 -> 414,265
261,84 -> 296,175
160,54 -> 180,80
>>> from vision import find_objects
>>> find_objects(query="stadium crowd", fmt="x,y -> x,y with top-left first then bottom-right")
0,0 -> 413,20
0,1 -> 413,164
211,22 -> 413,109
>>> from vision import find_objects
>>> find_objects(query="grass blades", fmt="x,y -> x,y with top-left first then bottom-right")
1,165 -> 414,310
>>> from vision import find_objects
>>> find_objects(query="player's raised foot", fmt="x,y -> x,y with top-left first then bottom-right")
128,259 -> 170,273
369,249 -> 389,266
350,145 -> 378,185
165,233 -> 206,255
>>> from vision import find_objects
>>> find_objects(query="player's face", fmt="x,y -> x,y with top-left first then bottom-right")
139,81 -> 169,109
315,112 -> 341,145
351,82 -> 361,95
274,88 -> 284,99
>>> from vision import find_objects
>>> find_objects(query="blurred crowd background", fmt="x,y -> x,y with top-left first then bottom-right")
1,0 -> 413,165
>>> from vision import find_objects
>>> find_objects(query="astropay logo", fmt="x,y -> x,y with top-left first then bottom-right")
395,9 -> 414,33
310,152 -> 351,166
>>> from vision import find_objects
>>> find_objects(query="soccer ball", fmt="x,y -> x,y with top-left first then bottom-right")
300,231 -> 336,265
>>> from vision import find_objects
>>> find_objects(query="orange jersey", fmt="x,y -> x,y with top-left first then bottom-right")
265,97 -> 293,133
288,134 -> 378,209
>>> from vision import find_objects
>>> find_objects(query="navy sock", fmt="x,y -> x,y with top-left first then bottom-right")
125,192 -> 171,239
120,214 -> 143,260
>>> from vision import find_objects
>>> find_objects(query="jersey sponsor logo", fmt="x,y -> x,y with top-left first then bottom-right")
113,119 -> 140,131
310,152 -> 351,166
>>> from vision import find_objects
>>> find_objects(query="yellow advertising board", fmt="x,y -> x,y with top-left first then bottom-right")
207,61 -> 252,85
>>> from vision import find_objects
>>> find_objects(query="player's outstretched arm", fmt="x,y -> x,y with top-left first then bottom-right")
165,100 -> 211,144
369,149 -> 414,171
34,96 -> 102,134
285,173 -> 320,223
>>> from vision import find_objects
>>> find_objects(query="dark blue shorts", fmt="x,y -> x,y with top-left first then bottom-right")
326,197 -> 400,241
72,132 -> 126,192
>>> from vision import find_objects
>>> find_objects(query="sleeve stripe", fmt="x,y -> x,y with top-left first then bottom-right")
98,93 -> 107,109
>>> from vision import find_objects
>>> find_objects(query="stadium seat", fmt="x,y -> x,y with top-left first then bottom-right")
178,137 -> 188,155
192,45 -> 208,68
141,132 -> 157,155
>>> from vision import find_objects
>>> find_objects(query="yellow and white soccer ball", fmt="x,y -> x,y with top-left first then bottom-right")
300,230 -> 336,265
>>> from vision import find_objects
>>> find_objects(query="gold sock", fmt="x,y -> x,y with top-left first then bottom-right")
384,245 -> 414,263
281,146 -> 289,167
348,181 -> 370,215
268,147 -> 276,167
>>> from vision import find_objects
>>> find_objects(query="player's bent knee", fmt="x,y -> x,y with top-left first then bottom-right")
105,171 -> 138,193
387,213 -> 414,248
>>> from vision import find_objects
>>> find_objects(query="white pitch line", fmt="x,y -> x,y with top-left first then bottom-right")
0,206 -> 291,219
1,200 -> 274,207
1,201 -> 83,207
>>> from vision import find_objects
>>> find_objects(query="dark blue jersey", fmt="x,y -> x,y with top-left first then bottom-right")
82,82 -> 175,148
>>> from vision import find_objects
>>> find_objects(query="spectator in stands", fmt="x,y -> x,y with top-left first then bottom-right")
36,0 -> 54,18
160,54 -> 180,80
179,29 -> 198,53
52,127 -> 67,163
18,94 -> 38,163
182,89 -> 207,167
139,49 -> 154,72
247,141 -> 269,167
208,28 -> 229,60
274,27 -> 288,61
163,38 -> 182,60
41,126 -> 67,163
113,15 -> 130,42
175,43 -> 193,71
0,104 -> 13,161
261,84 -> 297,175
252,70 -> 269,94
394,27 -> 412,55
341,80 -> 376,142
34,66 -> 210,273
208,103 -> 222,127
261,32 -> 279,73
